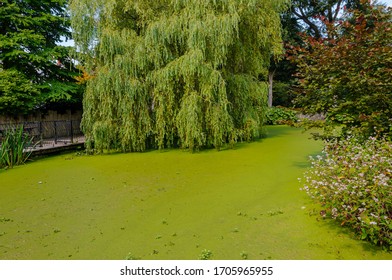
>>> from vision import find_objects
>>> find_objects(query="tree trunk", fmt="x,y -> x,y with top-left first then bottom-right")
268,70 -> 275,108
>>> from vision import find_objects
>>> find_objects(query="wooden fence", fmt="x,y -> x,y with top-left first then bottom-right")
0,120 -> 83,147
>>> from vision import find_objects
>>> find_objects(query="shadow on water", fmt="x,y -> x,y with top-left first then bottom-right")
293,160 -> 311,169
307,209 -> 392,259
169,125 -> 297,154
224,125 -> 299,151
160,125 -> 297,153
359,240 -> 391,257
263,125 -> 295,139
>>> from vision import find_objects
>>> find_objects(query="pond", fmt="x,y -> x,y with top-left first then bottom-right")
0,126 -> 391,259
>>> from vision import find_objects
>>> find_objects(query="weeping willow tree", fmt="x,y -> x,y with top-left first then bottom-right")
69,0 -> 289,152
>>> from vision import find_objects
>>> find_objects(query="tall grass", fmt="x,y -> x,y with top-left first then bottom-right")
0,126 -> 34,169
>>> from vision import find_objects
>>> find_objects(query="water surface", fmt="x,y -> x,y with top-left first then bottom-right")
1,126 -> 391,259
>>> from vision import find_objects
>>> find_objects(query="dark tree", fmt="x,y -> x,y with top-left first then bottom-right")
0,0 -> 82,114
292,2 -> 392,137
268,0 -> 365,107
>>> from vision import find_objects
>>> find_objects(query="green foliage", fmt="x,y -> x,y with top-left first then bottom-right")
272,81 -> 296,108
0,126 -> 33,169
0,0 -> 83,114
125,252 -> 141,260
292,2 -> 392,138
240,251 -> 248,260
302,137 -> 392,251
199,249 -> 213,260
70,0 -> 289,152
0,69 -> 40,113
265,107 -> 298,125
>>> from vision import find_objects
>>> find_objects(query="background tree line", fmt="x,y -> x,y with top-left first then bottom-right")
1,0 -> 391,141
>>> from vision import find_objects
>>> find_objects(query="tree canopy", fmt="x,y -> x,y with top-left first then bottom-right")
268,0 -> 367,107
292,1 -> 392,138
289,0 -> 366,38
70,0 -> 289,152
0,0 -> 82,115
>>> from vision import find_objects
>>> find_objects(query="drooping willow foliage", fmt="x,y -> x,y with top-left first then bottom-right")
69,0 -> 289,152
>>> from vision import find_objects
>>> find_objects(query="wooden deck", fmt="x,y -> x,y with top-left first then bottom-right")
27,136 -> 85,156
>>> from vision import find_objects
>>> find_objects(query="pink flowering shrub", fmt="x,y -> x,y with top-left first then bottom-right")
302,137 -> 392,251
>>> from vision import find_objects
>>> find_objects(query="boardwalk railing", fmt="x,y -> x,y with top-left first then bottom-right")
0,120 -> 84,148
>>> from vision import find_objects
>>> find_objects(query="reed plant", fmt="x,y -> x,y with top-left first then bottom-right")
0,125 -> 34,168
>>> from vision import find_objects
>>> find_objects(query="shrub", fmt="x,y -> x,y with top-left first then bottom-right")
291,3 -> 392,139
301,137 -> 392,251
265,107 -> 298,125
0,126 -> 34,169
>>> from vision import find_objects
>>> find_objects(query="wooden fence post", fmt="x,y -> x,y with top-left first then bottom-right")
39,121 -> 43,147
54,121 -> 57,145
70,120 -> 74,144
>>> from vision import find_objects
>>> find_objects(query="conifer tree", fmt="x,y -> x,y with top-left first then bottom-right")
0,0 -> 82,114
70,0 -> 289,151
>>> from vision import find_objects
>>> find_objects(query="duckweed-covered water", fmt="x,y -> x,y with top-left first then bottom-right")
0,126 -> 391,260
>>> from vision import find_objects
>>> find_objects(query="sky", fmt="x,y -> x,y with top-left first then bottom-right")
384,0 -> 392,6
61,38 -> 74,47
